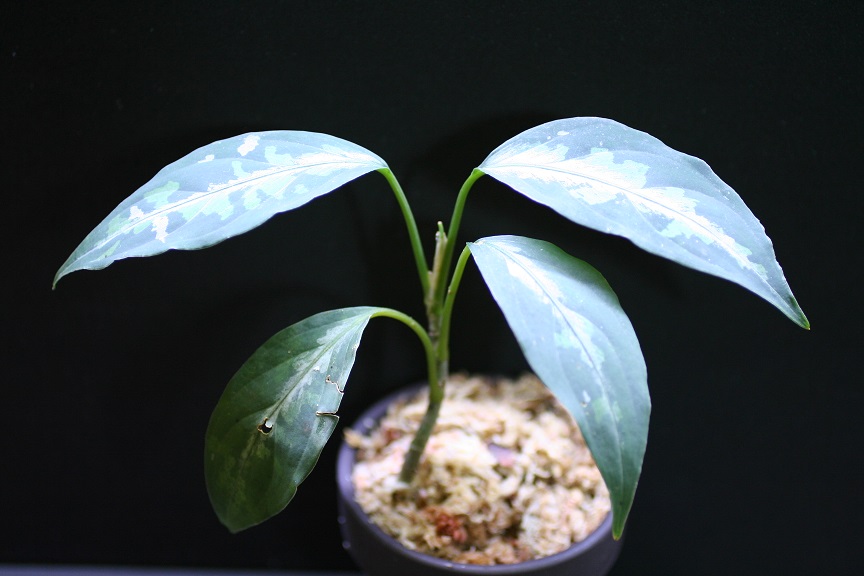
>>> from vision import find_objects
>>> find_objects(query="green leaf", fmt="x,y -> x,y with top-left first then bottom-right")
468,235 -> 649,539
204,307 -> 386,533
478,117 -> 809,329
54,132 -> 387,286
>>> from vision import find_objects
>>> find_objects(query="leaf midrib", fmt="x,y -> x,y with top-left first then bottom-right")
486,159 -> 759,272
87,158 -> 374,254
486,241 -> 620,455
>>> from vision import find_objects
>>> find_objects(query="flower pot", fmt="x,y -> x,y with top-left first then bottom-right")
336,383 -> 623,575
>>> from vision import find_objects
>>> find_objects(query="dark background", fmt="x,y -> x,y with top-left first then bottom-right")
3,1 -> 861,574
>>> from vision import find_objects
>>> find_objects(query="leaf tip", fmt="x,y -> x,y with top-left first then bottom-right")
612,515 -> 626,540
52,268 -> 68,290
224,520 -> 248,535
787,296 -> 810,330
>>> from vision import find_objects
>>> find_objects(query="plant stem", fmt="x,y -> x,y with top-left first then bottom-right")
433,168 -> 485,312
396,171 -> 485,485
378,168 -> 430,295
371,308 -> 438,392
437,245 -> 474,368
374,306 -> 445,484
397,388 -> 442,483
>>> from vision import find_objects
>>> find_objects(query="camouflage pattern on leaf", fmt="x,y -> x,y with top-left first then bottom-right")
469,235 -> 649,539
478,117 -> 808,328
55,132 -> 387,286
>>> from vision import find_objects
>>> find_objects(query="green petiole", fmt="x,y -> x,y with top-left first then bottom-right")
383,169 -> 485,484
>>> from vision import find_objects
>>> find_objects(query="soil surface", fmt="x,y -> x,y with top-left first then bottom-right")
346,373 -> 610,565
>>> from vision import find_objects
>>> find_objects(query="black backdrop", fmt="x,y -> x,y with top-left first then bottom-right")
3,1 -> 861,574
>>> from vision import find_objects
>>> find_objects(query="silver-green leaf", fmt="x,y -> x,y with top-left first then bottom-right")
478,117 -> 808,329
54,132 -> 387,286
468,235 -> 649,539
204,307 -> 386,533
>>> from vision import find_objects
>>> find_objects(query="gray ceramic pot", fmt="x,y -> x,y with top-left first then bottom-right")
336,384 -> 623,575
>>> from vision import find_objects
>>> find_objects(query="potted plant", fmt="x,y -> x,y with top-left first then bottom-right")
54,117 -> 808,574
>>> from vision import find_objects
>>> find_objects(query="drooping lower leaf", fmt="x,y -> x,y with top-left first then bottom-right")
477,117 -> 809,329
204,307 -> 386,533
54,132 -> 387,286
469,235 -> 649,539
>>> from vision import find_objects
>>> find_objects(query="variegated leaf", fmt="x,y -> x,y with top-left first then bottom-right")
478,117 -> 809,328
54,132 -> 387,286
205,307 -> 387,533
469,235 -> 649,539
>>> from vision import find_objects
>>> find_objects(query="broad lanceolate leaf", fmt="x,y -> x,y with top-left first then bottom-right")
204,307 -> 386,533
54,132 -> 387,286
469,235 -> 649,539
478,117 -> 809,329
